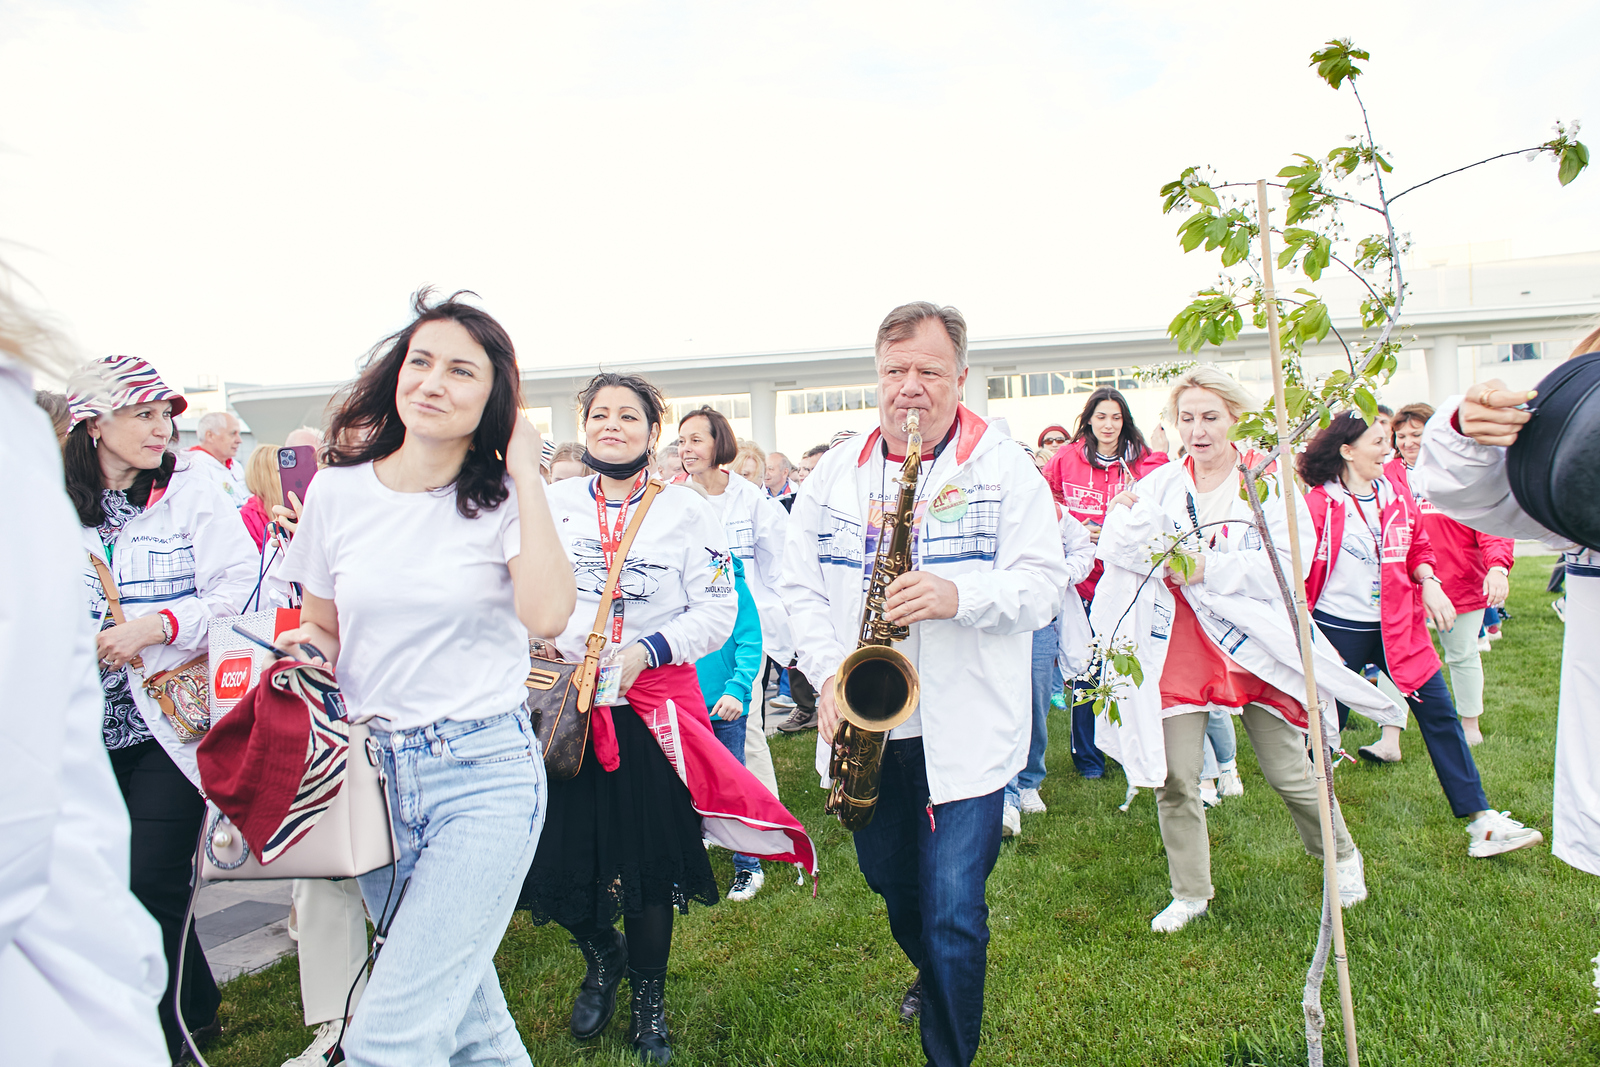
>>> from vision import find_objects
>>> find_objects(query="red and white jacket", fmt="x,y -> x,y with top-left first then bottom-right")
1304,477 -> 1441,696
1385,457 -> 1514,613
1042,442 -> 1169,600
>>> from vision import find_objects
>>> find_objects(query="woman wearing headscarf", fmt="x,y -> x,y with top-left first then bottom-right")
1092,366 -> 1401,933
1298,413 -> 1543,859
63,354 -> 260,1059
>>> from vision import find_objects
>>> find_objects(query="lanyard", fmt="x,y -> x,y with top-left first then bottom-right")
595,471 -> 646,643
1343,482 -> 1382,544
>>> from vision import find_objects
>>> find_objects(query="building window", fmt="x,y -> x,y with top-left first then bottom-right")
986,366 -> 1143,399
779,384 -> 879,416
1489,342 -> 1543,363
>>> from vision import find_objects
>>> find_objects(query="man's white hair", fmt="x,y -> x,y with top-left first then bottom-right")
197,410 -> 238,437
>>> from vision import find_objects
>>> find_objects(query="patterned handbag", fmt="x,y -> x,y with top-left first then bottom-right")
526,479 -> 662,780
90,553 -> 212,743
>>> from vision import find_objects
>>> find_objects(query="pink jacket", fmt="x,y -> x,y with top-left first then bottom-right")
1304,479 -> 1442,695
1042,442 -> 1168,600
1386,458 -> 1514,612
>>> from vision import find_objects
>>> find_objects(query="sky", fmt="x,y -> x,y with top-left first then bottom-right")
2,0 -> 1597,392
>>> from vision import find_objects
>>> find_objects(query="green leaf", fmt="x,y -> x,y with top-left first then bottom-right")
1354,386 -> 1379,424
1189,183 -> 1220,208
1105,699 -> 1121,727
1559,140 -> 1590,186
1310,38 -> 1369,91
1257,478 -> 1271,503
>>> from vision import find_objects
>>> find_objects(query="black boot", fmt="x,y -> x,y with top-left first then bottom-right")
899,971 -> 923,1022
570,927 -> 628,1040
626,968 -> 671,1064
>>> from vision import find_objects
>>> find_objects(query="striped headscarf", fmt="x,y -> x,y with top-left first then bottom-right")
66,353 -> 188,426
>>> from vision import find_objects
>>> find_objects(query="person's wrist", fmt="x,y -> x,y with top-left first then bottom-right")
1488,566 -> 1508,575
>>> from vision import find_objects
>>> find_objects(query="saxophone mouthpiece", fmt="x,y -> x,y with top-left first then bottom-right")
902,410 -> 921,436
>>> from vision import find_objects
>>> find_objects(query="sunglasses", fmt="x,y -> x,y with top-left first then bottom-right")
1041,435 -> 1067,445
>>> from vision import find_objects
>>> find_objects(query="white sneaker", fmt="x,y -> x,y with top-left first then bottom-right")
1199,779 -> 1220,808
1151,897 -> 1209,933
1019,788 -> 1047,815
1001,805 -> 1022,839
1553,598 -> 1566,622
727,867 -> 765,901
1218,760 -> 1244,798
1477,636 -> 1492,653
282,1020 -> 343,1067
1467,810 -> 1545,858
1336,849 -> 1367,908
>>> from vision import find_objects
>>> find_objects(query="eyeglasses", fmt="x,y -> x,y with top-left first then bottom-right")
1041,435 -> 1067,445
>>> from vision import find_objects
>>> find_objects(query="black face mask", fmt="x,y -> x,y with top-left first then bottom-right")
584,447 -> 652,480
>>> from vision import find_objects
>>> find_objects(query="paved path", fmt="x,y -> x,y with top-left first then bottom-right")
196,879 -> 296,984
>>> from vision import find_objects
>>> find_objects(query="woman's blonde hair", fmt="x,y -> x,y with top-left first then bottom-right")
1572,322 -> 1600,359
244,444 -> 284,510
0,256 -> 73,380
732,439 -> 766,483
1162,364 -> 1258,424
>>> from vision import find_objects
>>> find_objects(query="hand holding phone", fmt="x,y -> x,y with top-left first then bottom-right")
276,446 -> 317,522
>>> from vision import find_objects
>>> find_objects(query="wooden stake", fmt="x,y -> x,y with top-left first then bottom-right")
1255,178 -> 1360,1067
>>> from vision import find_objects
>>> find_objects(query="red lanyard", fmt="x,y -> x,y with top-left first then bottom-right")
1343,482 -> 1382,544
595,472 -> 646,642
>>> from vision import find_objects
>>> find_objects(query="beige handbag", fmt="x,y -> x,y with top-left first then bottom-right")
89,552 -> 211,742
200,724 -> 395,880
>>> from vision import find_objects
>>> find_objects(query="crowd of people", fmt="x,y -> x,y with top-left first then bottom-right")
5,284 -> 1596,1067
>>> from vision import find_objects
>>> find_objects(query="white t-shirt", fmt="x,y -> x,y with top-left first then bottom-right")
278,462 -> 529,730
1319,491 -> 1383,622
546,477 -> 737,666
1191,471 -> 1246,553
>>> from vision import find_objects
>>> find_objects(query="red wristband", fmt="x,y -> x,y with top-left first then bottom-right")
159,610 -> 179,645
1450,409 -> 1463,435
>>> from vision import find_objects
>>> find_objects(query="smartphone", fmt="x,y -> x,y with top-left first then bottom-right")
277,445 -> 317,511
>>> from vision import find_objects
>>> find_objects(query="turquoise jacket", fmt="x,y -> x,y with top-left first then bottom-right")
695,554 -> 763,717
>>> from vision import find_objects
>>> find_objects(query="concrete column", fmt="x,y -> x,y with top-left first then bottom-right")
547,395 -> 579,443
749,381 -> 777,452
1424,334 -> 1460,406
964,364 -> 991,416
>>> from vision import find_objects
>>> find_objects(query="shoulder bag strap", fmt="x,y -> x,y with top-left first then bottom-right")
576,479 -> 665,709
88,551 -> 146,672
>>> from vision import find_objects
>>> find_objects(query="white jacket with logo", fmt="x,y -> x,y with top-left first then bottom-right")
79,460 -> 261,788
779,407 -> 1072,805
710,470 -> 793,663
1,355 -> 168,1065
1415,397 -> 1600,877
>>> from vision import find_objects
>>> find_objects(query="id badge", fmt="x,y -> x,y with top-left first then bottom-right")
1370,577 -> 1382,608
594,650 -> 625,706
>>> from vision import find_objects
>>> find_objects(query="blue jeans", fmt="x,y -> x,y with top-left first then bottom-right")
348,709 -> 546,1067
854,738 -> 1003,1067
1004,624 -> 1060,808
1314,611 -> 1490,818
709,714 -> 761,874
1199,705 -> 1238,780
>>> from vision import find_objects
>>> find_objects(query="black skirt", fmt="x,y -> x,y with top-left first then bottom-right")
519,701 -> 719,929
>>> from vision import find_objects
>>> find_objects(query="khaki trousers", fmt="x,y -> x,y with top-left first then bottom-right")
1155,705 -> 1355,902
289,877 -> 369,1026
743,640 -> 780,799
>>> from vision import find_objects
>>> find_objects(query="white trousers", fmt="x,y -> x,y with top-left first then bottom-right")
290,877 -> 369,1026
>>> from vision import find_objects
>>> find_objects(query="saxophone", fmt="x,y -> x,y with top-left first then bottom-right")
825,410 -> 924,831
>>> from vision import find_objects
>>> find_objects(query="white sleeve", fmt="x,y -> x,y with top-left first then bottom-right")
779,470 -> 853,688
1413,397 -> 1569,547
1095,488 -> 1170,575
278,474 -> 335,599
950,449 -> 1074,635
1060,512 -> 1095,585
168,481 -> 261,651
655,496 -> 738,664
500,482 -> 522,564
751,492 -> 790,595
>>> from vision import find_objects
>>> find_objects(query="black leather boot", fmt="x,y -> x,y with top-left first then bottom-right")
625,968 -> 671,1064
570,927 -> 628,1040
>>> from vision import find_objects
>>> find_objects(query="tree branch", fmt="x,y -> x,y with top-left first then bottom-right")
1389,147 -> 1548,203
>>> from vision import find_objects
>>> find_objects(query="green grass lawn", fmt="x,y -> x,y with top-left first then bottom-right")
205,559 -> 1598,1066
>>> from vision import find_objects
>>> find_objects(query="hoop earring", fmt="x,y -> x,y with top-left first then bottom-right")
91,436 -> 99,449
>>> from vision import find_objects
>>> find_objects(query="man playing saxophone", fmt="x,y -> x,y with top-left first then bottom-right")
780,301 -> 1070,1067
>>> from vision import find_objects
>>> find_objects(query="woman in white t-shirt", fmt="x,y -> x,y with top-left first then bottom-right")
518,373 -> 740,1065
1299,413 -> 1542,861
278,291 -> 574,1067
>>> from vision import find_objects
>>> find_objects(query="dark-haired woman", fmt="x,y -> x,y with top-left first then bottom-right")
521,373 -> 812,1064
63,354 -> 259,1061
677,406 -> 790,840
277,292 -> 576,1067
1042,387 -> 1169,780
1299,413 -> 1542,860
1388,403 -> 1514,747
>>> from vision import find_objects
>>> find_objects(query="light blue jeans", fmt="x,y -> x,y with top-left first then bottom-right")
1199,705 -> 1238,781
346,708 -> 546,1067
